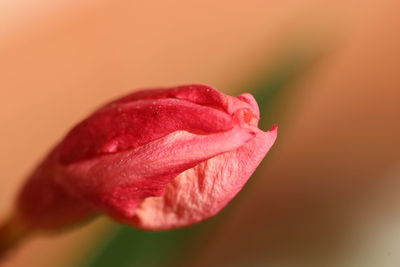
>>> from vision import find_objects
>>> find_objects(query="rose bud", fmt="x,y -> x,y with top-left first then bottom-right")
16,84 -> 277,231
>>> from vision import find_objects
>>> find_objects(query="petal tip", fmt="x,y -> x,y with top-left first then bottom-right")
269,125 -> 278,132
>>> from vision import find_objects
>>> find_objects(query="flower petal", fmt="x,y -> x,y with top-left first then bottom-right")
112,84 -> 259,119
132,126 -> 278,230
59,126 -> 257,220
60,98 -> 234,165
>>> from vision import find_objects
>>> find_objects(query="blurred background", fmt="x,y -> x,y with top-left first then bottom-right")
0,0 -> 399,266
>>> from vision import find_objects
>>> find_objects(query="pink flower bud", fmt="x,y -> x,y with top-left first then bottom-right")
17,84 -> 277,231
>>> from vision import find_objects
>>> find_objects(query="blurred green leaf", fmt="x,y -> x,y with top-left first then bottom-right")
80,222 -> 205,267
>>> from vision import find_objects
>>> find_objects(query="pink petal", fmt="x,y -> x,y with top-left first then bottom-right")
60,98 -> 234,165
17,148 -> 94,229
59,126 -> 257,221
131,126 -> 278,230
111,84 -> 259,119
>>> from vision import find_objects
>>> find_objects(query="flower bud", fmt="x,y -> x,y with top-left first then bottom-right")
17,84 -> 277,231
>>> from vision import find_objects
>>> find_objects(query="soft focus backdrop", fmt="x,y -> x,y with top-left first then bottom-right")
0,0 -> 399,266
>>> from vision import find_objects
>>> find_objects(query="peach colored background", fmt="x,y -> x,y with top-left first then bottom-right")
0,0 -> 399,266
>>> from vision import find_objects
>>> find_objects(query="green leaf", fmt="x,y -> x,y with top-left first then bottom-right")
80,222 -> 206,267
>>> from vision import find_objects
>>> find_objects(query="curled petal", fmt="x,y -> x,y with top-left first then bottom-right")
59,126 -> 257,220
132,126 -> 278,230
60,98 -> 234,164
112,84 -> 259,119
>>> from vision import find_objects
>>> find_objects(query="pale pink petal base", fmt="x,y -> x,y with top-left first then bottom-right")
132,126 -> 277,230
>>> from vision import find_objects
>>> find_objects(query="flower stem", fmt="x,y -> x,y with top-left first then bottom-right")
0,215 -> 31,260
